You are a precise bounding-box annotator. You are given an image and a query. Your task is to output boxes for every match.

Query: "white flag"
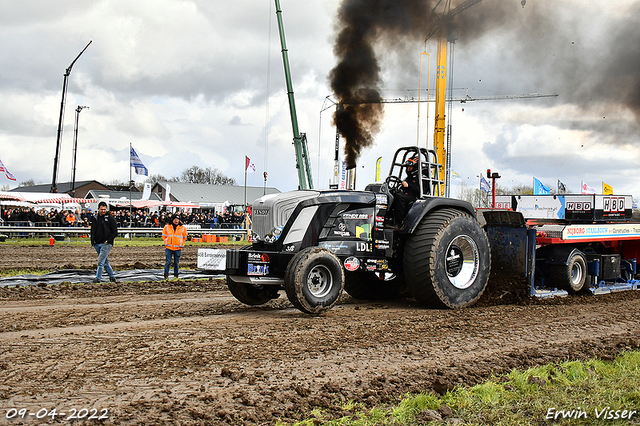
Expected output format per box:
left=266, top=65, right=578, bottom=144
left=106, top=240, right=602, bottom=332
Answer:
left=245, top=156, right=256, bottom=174
left=581, top=181, right=596, bottom=194
left=0, top=157, right=16, bottom=181
left=164, top=184, right=171, bottom=202
left=142, top=182, right=151, bottom=200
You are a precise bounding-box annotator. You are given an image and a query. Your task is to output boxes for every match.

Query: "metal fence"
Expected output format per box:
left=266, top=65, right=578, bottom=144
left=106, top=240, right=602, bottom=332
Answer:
left=0, top=225, right=249, bottom=240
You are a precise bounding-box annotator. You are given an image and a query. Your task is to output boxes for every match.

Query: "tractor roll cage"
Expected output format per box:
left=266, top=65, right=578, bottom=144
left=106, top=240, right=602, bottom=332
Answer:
left=388, top=147, right=444, bottom=198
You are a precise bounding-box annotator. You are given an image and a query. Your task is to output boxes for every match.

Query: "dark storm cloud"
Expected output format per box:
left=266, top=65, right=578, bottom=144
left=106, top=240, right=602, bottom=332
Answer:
left=331, top=0, right=640, bottom=166
left=592, top=5, right=640, bottom=117
left=455, top=1, right=640, bottom=118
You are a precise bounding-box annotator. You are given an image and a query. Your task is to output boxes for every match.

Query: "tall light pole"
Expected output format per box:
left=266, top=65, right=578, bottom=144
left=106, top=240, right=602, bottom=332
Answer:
left=51, top=40, right=92, bottom=193
left=71, top=105, right=88, bottom=197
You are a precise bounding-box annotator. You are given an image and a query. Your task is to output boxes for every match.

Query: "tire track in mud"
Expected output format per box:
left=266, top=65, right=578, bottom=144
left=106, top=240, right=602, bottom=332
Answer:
left=0, top=245, right=203, bottom=271
left=1, top=245, right=640, bottom=424
left=0, top=281, right=639, bottom=425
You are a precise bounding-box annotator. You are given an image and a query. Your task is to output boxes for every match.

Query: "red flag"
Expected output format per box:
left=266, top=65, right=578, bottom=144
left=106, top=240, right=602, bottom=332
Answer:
left=245, top=156, right=256, bottom=174
left=0, top=158, right=16, bottom=181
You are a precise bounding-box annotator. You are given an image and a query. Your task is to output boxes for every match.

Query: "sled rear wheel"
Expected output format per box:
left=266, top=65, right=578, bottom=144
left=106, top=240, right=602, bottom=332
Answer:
left=548, top=250, right=587, bottom=293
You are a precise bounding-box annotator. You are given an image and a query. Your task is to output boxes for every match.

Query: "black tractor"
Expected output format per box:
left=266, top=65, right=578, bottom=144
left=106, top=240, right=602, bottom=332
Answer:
left=198, top=146, right=491, bottom=314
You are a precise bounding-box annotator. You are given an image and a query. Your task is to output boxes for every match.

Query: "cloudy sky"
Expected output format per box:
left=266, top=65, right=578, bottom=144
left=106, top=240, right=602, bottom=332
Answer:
left=1, top=0, right=639, bottom=199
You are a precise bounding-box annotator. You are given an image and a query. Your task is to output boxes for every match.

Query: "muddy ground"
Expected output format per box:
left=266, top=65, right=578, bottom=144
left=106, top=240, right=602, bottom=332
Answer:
left=0, top=245, right=639, bottom=425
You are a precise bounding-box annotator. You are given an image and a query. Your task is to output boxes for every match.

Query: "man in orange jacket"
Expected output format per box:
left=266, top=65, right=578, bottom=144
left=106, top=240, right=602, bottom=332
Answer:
left=162, top=214, right=188, bottom=280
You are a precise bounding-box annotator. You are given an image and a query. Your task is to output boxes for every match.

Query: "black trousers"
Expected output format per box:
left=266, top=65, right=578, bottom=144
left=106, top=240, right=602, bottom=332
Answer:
left=392, top=193, right=416, bottom=224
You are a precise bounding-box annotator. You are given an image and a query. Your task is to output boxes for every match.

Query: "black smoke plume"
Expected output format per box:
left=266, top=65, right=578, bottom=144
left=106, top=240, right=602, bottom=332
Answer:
left=330, top=0, right=435, bottom=168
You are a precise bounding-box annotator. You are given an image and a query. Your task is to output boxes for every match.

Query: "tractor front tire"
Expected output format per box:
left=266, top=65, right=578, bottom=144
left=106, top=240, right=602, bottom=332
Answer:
left=404, top=208, right=490, bottom=309
left=284, top=247, right=344, bottom=314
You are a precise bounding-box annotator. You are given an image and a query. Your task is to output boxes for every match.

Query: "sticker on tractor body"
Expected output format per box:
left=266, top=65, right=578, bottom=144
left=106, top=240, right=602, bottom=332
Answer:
left=344, top=256, right=360, bottom=271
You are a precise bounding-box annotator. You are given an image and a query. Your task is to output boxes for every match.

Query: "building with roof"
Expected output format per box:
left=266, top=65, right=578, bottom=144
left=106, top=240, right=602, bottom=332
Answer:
left=151, top=182, right=280, bottom=208
left=9, top=180, right=110, bottom=198
left=85, top=189, right=163, bottom=202
left=5, top=180, right=282, bottom=213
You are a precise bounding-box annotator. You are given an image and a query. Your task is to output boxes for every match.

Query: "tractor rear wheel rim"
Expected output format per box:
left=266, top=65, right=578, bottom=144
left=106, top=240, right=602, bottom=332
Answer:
left=307, top=264, right=332, bottom=298
left=445, top=235, right=479, bottom=290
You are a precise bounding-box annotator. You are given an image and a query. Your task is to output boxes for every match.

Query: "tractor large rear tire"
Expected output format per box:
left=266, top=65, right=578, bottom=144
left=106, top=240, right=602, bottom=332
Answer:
left=284, top=247, right=344, bottom=314
left=404, top=208, right=490, bottom=309
left=344, top=270, right=406, bottom=300
left=227, top=276, right=280, bottom=306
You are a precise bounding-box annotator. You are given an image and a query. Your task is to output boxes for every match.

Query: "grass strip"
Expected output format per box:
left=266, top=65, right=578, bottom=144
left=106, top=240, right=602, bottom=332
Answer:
left=0, top=268, right=51, bottom=277
left=283, top=350, right=640, bottom=425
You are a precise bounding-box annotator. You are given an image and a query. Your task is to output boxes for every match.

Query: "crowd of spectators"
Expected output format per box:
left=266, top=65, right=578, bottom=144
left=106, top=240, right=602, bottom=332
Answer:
left=0, top=207, right=248, bottom=229
left=0, top=207, right=82, bottom=227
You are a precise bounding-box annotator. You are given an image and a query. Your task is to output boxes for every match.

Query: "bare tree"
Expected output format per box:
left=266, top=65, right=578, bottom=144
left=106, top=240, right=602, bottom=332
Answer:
left=145, top=174, right=179, bottom=187
left=180, top=166, right=236, bottom=185
left=510, top=184, right=534, bottom=195
left=18, top=179, right=35, bottom=187
left=456, top=182, right=490, bottom=208
left=456, top=181, right=538, bottom=208
left=143, top=167, right=235, bottom=187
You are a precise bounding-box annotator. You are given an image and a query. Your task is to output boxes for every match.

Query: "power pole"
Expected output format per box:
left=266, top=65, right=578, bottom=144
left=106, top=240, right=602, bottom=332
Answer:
left=51, top=40, right=92, bottom=193
left=71, top=105, right=88, bottom=197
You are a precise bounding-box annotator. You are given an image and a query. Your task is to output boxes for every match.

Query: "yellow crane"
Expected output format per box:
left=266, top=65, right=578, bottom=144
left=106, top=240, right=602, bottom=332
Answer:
left=426, top=0, right=485, bottom=196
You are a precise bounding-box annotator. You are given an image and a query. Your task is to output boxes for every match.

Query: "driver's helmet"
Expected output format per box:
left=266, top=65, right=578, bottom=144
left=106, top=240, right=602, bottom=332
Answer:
left=402, top=156, right=419, bottom=175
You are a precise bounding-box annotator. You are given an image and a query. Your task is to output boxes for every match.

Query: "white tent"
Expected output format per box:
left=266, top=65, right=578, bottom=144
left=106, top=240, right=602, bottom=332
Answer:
left=0, top=192, right=64, bottom=203
left=0, top=191, right=26, bottom=201
left=0, top=200, right=34, bottom=207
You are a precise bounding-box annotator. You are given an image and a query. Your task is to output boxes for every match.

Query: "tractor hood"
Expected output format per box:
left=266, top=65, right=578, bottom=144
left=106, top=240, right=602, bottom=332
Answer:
left=251, top=190, right=321, bottom=243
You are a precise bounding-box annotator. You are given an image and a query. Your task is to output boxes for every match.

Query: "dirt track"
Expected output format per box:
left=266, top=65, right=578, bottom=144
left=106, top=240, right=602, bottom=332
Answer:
left=0, top=245, right=639, bottom=425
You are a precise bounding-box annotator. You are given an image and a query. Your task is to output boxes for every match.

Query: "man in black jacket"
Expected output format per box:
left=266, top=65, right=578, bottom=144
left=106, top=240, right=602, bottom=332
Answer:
left=90, top=201, right=118, bottom=283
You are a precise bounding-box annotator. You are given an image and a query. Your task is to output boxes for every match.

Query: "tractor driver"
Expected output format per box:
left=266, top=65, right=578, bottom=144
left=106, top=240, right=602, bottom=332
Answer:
left=390, top=156, right=421, bottom=227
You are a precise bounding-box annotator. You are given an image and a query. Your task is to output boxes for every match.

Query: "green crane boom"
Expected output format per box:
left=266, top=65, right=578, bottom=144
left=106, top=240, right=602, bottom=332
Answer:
left=275, top=0, right=314, bottom=190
